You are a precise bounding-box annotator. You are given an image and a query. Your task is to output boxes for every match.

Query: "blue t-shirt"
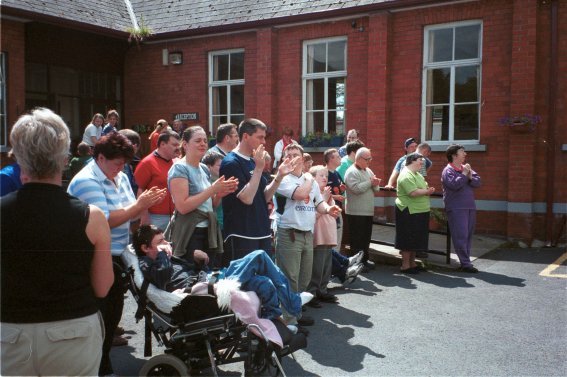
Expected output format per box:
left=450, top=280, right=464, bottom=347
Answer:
left=220, top=151, right=270, bottom=241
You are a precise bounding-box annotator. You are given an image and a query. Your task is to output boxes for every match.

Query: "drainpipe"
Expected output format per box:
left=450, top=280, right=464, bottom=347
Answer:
left=545, top=0, right=558, bottom=246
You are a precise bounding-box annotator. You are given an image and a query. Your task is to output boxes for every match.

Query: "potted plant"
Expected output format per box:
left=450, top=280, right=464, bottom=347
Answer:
left=499, top=114, right=541, bottom=134
left=300, top=132, right=345, bottom=147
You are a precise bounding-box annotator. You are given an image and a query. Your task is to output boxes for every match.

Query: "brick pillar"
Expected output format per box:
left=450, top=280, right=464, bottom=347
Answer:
left=506, top=0, right=538, bottom=240
left=255, top=27, right=278, bottom=152
left=366, top=12, right=391, bottom=182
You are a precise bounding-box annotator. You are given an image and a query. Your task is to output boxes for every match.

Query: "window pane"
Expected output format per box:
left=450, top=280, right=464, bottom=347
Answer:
left=230, top=52, right=244, bottom=80
left=306, top=111, right=324, bottom=134
left=231, top=114, right=244, bottom=126
left=213, top=55, right=229, bottom=81
left=329, top=111, right=346, bottom=135
left=454, top=104, right=479, bottom=140
left=426, top=68, right=450, bottom=104
left=306, top=79, right=325, bottom=110
left=212, top=86, right=227, bottom=115
left=455, top=24, right=480, bottom=60
left=428, top=28, right=453, bottom=63
left=455, top=65, right=479, bottom=103
left=425, top=105, right=449, bottom=141
left=212, top=116, right=227, bottom=134
left=230, top=85, right=244, bottom=114
left=307, top=44, right=326, bottom=73
left=328, top=41, right=346, bottom=72
left=328, top=77, right=345, bottom=110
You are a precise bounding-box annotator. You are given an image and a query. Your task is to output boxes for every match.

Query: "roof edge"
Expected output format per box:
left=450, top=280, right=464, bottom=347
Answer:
left=148, top=0, right=468, bottom=41
left=1, top=5, right=129, bottom=40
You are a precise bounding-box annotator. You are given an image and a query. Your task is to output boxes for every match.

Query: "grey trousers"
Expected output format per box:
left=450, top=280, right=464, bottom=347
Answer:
left=275, top=227, right=313, bottom=324
left=307, top=245, right=333, bottom=296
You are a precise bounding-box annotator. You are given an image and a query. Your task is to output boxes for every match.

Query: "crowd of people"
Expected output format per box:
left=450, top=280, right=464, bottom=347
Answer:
left=0, top=108, right=482, bottom=376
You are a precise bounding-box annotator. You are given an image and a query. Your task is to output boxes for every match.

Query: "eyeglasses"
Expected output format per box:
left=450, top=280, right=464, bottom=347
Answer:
left=362, top=157, right=372, bottom=162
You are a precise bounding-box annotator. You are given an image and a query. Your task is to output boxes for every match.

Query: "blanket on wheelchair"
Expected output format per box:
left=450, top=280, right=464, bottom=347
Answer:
left=121, top=247, right=283, bottom=347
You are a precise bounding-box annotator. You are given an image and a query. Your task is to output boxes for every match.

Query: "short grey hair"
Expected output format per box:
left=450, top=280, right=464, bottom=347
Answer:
left=355, top=147, right=371, bottom=160
left=10, top=107, right=70, bottom=179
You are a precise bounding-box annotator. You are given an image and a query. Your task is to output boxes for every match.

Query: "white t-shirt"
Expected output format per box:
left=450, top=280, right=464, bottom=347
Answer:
left=275, top=173, right=324, bottom=232
left=82, top=123, right=102, bottom=146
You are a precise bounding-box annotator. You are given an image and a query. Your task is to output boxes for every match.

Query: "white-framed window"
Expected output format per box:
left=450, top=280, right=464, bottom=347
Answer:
left=208, top=49, right=245, bottom=135
left=0, top=52, right=7, bottom=152
left=422, top=21, right=482, bottom=143
left=302, top=37, right=347, bottom=136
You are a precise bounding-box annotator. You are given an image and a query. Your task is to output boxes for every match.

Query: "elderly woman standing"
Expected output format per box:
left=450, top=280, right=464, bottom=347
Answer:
left=395, top=152, right=435, bottom=274
left=167, top=126, right=238, bottom=269
left=441, top=144, right=481, bottom=273
left=1, top=108, right=114, bottom=375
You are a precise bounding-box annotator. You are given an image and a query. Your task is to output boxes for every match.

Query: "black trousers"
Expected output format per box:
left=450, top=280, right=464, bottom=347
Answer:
left=98, top=256, right=126, bottom=376
left=346, top=215, right=373, bottom=263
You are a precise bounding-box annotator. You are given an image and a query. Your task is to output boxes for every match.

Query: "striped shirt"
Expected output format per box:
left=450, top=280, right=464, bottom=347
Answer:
left=67, top=160, right=136, bottom=255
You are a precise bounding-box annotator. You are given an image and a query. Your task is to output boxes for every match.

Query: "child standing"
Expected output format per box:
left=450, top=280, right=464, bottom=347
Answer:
left=307, top=165, right=339, bottom=306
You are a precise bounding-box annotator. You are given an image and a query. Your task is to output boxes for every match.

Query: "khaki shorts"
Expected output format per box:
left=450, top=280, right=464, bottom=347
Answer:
left=1, top=312, right=104, bottom=376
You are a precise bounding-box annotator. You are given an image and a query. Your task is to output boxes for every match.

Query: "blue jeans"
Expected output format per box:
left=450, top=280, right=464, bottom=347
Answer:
left=224, top=250, right=301, bottom=320
left=331, top=250, right=349, bottom=282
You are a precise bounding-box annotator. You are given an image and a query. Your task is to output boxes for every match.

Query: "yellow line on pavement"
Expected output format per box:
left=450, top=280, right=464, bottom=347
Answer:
left=539, top=251, right=567, bottom=278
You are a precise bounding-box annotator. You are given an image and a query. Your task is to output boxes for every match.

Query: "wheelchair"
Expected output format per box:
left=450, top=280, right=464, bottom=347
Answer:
left=120, top=247, right=307, bottom=376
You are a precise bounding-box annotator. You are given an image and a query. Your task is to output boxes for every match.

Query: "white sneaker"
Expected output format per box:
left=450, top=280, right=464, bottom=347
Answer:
left=348, top=251, right=364, bottom=267
left=300, top=292, right=314, bottom=306
left=287, top=324, right=298, bottom=334
left=344, top=263, right=364, bottom=284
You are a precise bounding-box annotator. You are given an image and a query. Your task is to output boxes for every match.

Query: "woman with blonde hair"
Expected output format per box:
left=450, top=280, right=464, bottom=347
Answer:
left=1, top=108, right=113, bottom=375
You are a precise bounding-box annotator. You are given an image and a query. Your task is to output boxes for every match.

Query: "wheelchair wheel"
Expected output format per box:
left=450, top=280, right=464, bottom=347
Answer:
left=244, top=339, right=281, bottom=377
left=139, top=354, right=189, bottom=376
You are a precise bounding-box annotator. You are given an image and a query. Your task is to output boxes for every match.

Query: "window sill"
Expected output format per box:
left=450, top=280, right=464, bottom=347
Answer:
left=562, top=144, right=567, bottom=152
left=429, top=144, right=487, bottom=152
left=302, top=147, right=336, bottom=153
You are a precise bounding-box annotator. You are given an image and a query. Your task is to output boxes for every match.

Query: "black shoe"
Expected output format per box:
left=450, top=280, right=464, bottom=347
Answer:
left=458, top=266, right=479, bottom=273
left=307, top=297, right=322, bottom=308
left=317, top=292, right=338, bottom=303
left=298, top=315, right=314, bottom=326
left=400, top=267, right=419, bottom=275
left=297, top=326, right=310, bottom=336
left=361, top=261, right=375, bottom=273
left=414, top=265, right=427, bottom=272
left=416, top=251, right=429, bottom=258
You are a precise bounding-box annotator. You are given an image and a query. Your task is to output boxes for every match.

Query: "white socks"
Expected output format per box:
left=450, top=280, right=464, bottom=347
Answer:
left=300, top=292, right=314, bottom=306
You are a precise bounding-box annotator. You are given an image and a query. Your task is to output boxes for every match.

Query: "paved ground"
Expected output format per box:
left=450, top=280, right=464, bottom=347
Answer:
left=111, top=238, right=567, bottom=376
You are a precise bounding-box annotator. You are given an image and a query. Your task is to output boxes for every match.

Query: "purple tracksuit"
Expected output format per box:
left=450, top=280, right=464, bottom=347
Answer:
left=441, top=164, right=481, bottom=267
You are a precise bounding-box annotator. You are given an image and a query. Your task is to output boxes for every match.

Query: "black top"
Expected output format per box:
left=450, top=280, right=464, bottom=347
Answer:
left=1, top=183, right=98, bottom=323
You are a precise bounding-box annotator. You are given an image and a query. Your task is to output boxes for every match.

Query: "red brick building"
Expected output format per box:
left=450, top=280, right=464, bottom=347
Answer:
left=1, top=0, right=565, bottom=244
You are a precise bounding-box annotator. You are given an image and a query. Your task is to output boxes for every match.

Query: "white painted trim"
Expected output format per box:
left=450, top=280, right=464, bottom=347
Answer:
left=123, top=0, right=139, bottom=30
left=208, top=50, right=245, bottom=133
left=421, top=20, right=483, bottom=144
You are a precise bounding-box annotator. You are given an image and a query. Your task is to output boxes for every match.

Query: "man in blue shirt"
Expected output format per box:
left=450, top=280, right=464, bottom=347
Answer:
left=220, top=118, right=298, bottom=266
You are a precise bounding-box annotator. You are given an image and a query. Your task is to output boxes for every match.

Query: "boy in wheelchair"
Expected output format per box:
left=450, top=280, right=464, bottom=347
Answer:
left=133, top=225, right=313, bottom=327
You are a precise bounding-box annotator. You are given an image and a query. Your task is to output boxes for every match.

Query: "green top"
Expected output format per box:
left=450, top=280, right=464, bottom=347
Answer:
left=336, top=156, right=353, bottom=180
left=395, top=169, right=430, bottom=214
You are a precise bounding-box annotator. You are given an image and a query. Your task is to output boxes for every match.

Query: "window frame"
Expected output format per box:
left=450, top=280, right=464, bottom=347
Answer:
left=302, top=36, right=347, bottom=136
left=0, top=52, right=7, bottom=152
left=208, top=49, right=245, bottom=135
left=421, top=20, right=483, bottom=145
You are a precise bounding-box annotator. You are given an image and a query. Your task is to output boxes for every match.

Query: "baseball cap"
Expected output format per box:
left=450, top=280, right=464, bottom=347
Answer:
left=404, top=137, right=417, bottom=149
